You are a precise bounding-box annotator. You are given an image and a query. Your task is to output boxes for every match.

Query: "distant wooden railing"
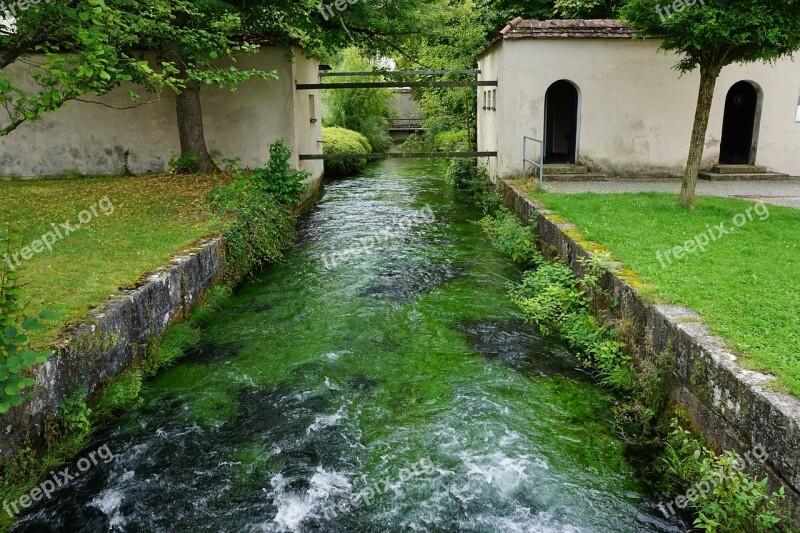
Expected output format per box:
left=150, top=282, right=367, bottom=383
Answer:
left=388, top=118, right=423, bottom=131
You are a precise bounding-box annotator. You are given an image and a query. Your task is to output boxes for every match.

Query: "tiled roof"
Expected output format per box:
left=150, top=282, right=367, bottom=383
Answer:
left=500, top=18, right=639, bottom=39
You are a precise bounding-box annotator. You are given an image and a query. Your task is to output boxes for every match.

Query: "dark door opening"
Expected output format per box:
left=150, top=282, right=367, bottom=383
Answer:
left=544, top=80, right=579, bottom=164
left=720, top=81, right=759, bottom=165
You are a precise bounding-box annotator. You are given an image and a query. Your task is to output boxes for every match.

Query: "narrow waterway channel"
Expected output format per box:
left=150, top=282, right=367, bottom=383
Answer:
left=17, top=159, right=680, bottom=532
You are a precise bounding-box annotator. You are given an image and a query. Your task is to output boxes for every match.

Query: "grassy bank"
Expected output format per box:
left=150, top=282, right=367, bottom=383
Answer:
left=0, top=173, right=229, bottom=344
left=531, top=191, right=800, bottom=397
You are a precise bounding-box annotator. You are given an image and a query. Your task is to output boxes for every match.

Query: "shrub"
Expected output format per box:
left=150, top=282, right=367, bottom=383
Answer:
left=168, top=152, right=201, bottom=174
left=323, top=127, right=373, bottom=177
left=210, top=179, right=296, bottom=283
left=252, top=140, right=310, bottom=204
left=659, top=421, right=785, bottom=532
left=477, top=208, right=543, bottom=267
left=209, top=140, right=304, bottom=282
left=447, top=159, right=500, bottom=214
left=433, top=129, right=467, bottom=151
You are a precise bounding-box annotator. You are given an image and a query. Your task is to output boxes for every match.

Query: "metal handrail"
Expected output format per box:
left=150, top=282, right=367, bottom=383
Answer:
left=523, top=136, right=545, bottom=188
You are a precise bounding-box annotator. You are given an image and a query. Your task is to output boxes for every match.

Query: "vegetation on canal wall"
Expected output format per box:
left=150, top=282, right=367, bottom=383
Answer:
left=210, top=140, right=307, bottom=283
left=471, top=180, right=791, bottom=531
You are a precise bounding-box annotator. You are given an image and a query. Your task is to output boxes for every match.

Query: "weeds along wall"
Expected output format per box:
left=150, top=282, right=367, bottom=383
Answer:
left=475, top=192, right=789, bottom=530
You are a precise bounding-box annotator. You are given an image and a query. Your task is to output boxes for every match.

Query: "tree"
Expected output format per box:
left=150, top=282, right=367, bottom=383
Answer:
left=622, top=0, right=800, bottom=208
left=1, top=0, right=277, bottom=173
left=481, top=0, right=555, bottom=39
left=408, top=0, right=488, bottom=147
left=149, top=1, right=277, bottom=172
left=552, top=0, right=625, bottom=18
left=0, top=0, right=181, bottom=137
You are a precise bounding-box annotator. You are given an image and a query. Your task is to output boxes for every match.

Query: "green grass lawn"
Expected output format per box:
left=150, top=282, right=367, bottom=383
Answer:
left=1, top=173, right=229, bottom=345
left=533, top=191, right=800, bottom=397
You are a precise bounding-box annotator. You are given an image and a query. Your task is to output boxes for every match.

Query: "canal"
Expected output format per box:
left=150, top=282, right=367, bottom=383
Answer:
left=17, top=159, right=679, bottom=531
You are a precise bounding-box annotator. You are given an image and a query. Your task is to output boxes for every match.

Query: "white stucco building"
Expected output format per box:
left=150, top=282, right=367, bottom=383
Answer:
left=477, top=19, right=800, bottom=180
left=0, top=44, right=323, bottom=178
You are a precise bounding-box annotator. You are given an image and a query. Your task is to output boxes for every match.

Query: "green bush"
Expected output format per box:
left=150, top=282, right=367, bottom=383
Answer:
left=507, top=256, right=636, bottom=391
left=477, top=208, right=543, bottom=267
left=402, top=129, right=468, bottom=153
left=447, top=159, right=500, bottom=214
left=659, top=421, right=785, bottom=532
left=210, top=140, right=302, bottom=282
left=323, top=127, right=373, bottom=177
left=168, top=152, right=201, bottom=174
left=253, top=140, right=310, bottom=205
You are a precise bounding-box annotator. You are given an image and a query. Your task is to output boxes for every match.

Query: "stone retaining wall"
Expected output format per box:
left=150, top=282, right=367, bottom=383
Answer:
left=0, top=175, right=325, bottom=458
left=496, top=177, right=800, bottom=502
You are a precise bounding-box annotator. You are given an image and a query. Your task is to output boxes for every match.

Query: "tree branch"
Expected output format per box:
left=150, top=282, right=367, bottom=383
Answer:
left=73, top=97, right=160, bottom=110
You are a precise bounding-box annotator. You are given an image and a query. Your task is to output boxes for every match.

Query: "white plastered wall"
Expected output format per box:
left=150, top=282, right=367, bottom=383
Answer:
left=479, top=38, right=800, bottom=178
left=0, top=46, right=323, bottom=178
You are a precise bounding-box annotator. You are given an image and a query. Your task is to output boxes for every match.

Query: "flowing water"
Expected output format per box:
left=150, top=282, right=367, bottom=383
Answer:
left=16, top=159, right=681, bottom=532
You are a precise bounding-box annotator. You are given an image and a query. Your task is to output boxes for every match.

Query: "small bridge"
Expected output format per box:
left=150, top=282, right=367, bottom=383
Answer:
left=388, top=118, right=424, bottom=134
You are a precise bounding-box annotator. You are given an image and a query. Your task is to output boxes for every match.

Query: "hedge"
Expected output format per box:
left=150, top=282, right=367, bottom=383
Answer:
left=323, top=127, right=373, bottom=177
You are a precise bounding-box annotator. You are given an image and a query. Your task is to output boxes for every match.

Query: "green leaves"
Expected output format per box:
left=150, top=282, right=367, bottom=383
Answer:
left=0, top=235, right=55, bottom=414
left=622, top=0, right=800, bottom=73
left=477, top=209, right=543, bottom=267
left=322, top=48, right=395, bottom=154
left=1, top=0, right=232, bottom=137
left=208, top=140, right=303, bottom=283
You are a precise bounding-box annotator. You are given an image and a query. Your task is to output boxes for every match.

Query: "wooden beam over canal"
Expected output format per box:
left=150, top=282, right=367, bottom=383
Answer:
left=297, top=81, right=497, bottom=90
left=299, top=151, right=497, bottom=160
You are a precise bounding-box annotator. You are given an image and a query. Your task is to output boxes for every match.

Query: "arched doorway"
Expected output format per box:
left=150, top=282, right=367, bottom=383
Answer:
left=544, top=80, right=579, bottom=164
left=720, top=81, right=761, bottom=165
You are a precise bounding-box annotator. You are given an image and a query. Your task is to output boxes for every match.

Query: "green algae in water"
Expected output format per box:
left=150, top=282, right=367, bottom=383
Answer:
left=14, top=159, right=681, bottom=532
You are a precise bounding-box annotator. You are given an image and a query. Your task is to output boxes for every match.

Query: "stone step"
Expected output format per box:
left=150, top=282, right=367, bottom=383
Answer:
left=699, top=171, right=793, bottom=181
left=544, top=173, right=610, bottom=182
left=543, top=164, right=590, bottom=175
left=712, top=164, right=768, bottom=174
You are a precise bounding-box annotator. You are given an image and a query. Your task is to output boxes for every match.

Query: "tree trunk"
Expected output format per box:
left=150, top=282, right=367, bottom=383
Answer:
left=165, top=41, right=216, bottom=173
left=679, top=64, right=722, bottom=208
left=175, top=80, right=216, bottom=172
